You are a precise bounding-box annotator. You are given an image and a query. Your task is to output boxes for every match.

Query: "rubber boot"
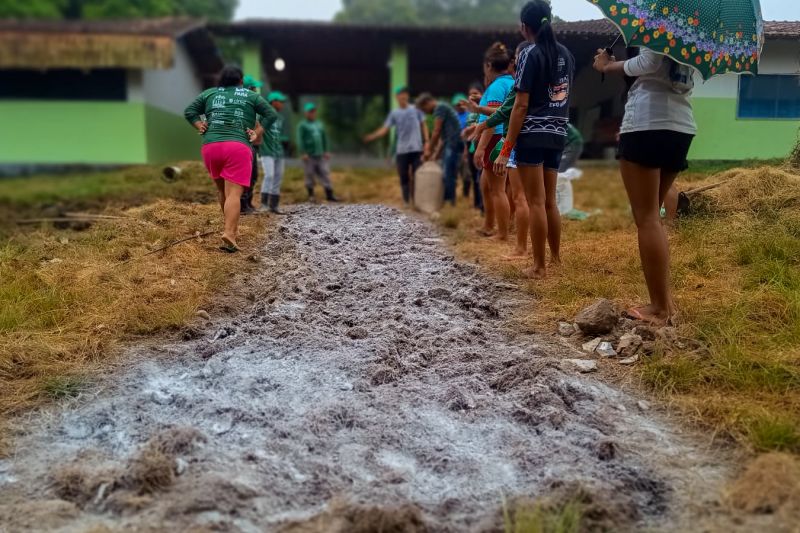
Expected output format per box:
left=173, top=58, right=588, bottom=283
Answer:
left=259, top=193, right=270, bottom=213
left=269, top=194, right=285, bottom=215
left=307, top=187, right=317, bottom=203
left=325, top=188, right=341, bottom=203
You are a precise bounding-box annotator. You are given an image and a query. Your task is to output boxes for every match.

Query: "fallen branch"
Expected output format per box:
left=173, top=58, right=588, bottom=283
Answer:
left=121, top=230, right=216, bottom=265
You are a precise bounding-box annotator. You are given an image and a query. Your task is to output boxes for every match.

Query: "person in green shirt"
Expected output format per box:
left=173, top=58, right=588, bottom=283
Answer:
left=258, top=91, right=288, bottom=214
left=297, top=103, right=339, bottom=203
left=184, top=64, right=279, bottom=252
left=240, top=74, right=265, bottom=215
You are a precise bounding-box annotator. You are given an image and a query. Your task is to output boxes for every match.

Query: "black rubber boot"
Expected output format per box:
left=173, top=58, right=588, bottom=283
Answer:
left=307, top=187, right=316, bottom=203
left=325, top=188, right=341, bottom=203
left=240, top=201, right=256, bottom=215
left=259, top=193, right=270, bottom=212
left=269, top=194, right=285, bottom=215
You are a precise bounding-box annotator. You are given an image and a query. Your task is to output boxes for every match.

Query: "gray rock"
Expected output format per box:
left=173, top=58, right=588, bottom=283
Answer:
left=195, top=310, right=211, bottom=321
left=558, top=322, right=577, bottom=337
left=637, top=400, right=651, bottom=412
left=617, top=333, right=643, bottom=357
left=619, top=354, right=640, bottom=365
left=581, top=337, right=603, bottom=353
left=596, top=342, right=617, bottom=358
left=575, top=299, right=619, bottom=335
left=566, top=359, right=598, bottom=373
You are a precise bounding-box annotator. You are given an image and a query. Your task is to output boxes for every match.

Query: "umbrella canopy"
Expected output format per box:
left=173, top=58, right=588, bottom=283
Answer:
left=587, top=0, right=765, bottom=80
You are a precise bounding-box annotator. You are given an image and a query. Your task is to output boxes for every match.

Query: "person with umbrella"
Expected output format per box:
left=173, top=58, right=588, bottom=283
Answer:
left=588, top=0, right=764, bottom=325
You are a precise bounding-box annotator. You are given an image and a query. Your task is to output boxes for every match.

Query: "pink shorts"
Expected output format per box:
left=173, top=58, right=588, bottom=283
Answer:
left=201, top=141, right=253, bottom=187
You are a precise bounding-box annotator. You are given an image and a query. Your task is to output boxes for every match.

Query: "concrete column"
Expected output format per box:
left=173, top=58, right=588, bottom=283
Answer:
left=242, top=41, right=264, bottom=94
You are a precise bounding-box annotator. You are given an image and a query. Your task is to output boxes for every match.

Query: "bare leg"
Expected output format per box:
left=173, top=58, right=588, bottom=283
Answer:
left=504, top=168, right=529, bottom=259
left=214, top=179, right=226, bottom=213
left=480, top=171, right=495, bottom=236
left=222, top=180, right=245, bottom=247
left=507, top=179, right=516, bottom=224
left=543, top=168, right=561, bottom=266
left=620, top=160, right=677, bottom=324
left=487, top=167, right=510, bottom=241
left=519, top=164, right=547, bottom=279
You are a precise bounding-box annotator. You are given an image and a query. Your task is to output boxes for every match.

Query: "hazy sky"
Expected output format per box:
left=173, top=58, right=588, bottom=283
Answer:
left=236, top=0, right=800, bottom=22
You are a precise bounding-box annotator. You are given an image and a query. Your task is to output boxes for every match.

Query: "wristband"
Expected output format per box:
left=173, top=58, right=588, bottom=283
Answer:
left=500, top=143, right=514, bottom=158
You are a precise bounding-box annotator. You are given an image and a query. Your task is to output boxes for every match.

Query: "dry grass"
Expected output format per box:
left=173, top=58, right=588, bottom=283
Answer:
left=0, top=164, right=270, bottom=455
left=329, top=161, right=800, bottom=454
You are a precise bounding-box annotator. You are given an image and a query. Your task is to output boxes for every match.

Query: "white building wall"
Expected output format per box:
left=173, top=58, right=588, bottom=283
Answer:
left=142, top=41, right=203, bottom=115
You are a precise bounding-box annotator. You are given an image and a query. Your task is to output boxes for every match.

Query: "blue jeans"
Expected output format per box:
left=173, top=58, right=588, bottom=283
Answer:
left=443, top=141, right=464, bottom=205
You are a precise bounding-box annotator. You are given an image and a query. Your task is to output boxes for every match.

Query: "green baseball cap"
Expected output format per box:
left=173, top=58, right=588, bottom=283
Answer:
left=451, top=93, right=468, bottom=106
left=267, top=90, right=287, bottom=103
left=304, top=102, right=317, bottom=113
left=394, top=85, right=410, bottom=95
left=243, top=75, right=263, bottom=89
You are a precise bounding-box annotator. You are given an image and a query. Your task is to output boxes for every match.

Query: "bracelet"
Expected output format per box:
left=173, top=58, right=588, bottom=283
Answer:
left=500, top=143, right=514, bottom=158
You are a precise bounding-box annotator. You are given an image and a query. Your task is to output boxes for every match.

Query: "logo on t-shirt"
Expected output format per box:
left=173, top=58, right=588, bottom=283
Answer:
left=212, top=95, right=226, bottom=109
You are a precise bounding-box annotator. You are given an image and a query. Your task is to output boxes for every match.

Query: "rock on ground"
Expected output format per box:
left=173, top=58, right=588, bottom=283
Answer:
left=575, top=299, right=619, bottom=336
left=0, top=205, right=731, bottom=532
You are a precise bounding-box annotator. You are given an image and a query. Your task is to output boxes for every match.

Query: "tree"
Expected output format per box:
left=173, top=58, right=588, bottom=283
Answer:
left=0, top=0, right=238, bottom=21
left=335, top=0, right=533, bottom=27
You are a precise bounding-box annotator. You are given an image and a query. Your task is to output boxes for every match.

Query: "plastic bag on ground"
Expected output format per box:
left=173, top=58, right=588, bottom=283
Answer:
left=414, top=161, right=444, bottom=215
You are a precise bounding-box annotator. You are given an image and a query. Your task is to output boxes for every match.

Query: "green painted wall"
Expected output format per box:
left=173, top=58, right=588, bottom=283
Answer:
left=690, top=97, right=800, bottom=160
left=0, top=101, right=147, bottom=164
left=242, top=42, right=263, bottom=92
left=389, top=43, right=409, bottom=111
left=145, top=105, right=201, bottom=164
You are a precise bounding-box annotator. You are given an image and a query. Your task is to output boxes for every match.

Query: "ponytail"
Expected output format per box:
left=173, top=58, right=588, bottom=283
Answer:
left=520, top=0, right=560, bottom=82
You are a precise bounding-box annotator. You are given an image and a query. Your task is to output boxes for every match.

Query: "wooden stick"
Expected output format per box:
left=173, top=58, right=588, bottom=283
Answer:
left=684, top=181, right=728, bottom=197
left=64, top=212, right=131, bottom=220
left=120, top=230, right=216, bottom=265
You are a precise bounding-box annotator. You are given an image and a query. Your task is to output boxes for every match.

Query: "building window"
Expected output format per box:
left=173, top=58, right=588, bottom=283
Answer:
left=738, top=74, right=800, bottom=120
left=0, top=69, right=127, bottom=101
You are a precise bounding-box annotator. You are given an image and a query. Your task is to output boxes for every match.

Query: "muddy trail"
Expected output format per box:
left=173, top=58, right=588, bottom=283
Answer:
left=1, top=205, right=731, bottom=532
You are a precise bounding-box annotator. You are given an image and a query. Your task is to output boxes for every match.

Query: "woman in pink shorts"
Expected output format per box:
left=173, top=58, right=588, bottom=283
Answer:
left=184, top=65, right=279, bottom=252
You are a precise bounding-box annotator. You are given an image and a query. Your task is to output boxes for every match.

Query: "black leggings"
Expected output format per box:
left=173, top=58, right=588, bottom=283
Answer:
left=396, top=152, right=422, bottom=204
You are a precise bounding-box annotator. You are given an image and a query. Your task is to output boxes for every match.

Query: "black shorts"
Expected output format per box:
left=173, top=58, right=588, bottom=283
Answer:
left=618, top=130, right=694, bottom=173
left=515, top=147, right=563, bottom=171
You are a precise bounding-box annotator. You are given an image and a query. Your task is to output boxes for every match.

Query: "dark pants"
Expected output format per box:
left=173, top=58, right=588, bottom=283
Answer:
left=442, top=141, right=464, bottom=206
left=241, top=146, right=259, bottom=208
left=467, top=151, right=483, bottom=212
left=396, top=151, right=422, bottom=204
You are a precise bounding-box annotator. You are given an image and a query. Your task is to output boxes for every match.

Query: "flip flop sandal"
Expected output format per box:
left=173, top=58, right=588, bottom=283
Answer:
left=626, top=308, right=667, bottom=327
left=219, top=236, right=240, bottom=254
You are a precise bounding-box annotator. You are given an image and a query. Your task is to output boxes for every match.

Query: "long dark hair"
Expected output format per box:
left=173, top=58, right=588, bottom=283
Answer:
left=218, top=64, right=243, bottom=88
left=520, top=0, right=560, bottom=82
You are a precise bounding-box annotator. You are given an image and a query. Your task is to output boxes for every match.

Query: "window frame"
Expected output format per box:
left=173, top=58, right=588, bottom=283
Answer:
left=736, top=73, right=800, bottom=121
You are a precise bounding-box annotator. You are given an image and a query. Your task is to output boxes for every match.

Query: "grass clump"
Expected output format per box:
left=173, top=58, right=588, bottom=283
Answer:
left=503, top=499, right=582, bottom=533
left=0, top=164, right=270, bottom=421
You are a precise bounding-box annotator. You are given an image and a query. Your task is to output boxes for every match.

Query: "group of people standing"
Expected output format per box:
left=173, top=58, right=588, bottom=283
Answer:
left=186, top=0, right=696, bottom=327
left=184, top=69, right=340, bottom=252
left=365, top=0, right=696, bottom=326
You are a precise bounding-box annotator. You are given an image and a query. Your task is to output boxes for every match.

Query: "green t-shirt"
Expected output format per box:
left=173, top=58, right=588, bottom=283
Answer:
left=260, top=114, right=284, bottom=158
left=184, top=86, right=278, bottom=146
left=297, top=120, right=328, bottom=157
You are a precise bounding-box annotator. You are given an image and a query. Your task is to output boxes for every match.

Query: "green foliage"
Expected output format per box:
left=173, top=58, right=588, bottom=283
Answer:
left=0, top=0, right=238, bottom=21
left=503, top=498, right=583, bottom=533
left=336, top=0, right=532, bottom=26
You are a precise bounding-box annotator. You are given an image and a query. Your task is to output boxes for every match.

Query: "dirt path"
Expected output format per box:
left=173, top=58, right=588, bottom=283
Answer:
left=1, top=205, right=732, bottom=532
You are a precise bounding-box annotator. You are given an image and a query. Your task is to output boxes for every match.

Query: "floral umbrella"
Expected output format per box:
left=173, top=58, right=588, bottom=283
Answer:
left=587, top=0, right=765, bottom=80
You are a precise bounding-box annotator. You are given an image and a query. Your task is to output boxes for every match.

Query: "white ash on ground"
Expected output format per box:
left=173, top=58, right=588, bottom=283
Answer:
left=1, top=205, right=733, bottom=532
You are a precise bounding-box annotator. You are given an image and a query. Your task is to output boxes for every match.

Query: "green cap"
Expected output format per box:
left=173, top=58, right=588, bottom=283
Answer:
left=394, top=85, right=410, bottom=95
left=267, top=90, right=287, bottom=103
left=451, top=93, right=468, bottom=106
left=304, top=102, right=317, bottom=113
left=243, top=75, right=263, bottom=89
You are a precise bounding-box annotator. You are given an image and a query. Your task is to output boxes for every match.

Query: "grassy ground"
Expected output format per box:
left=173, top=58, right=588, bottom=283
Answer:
left=2, top=158, right=798, bottom=461
left=321, top=159, right=800, bottom=455
left=0, top=163, right=271, bottom=454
